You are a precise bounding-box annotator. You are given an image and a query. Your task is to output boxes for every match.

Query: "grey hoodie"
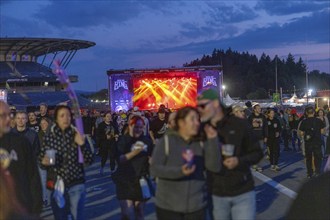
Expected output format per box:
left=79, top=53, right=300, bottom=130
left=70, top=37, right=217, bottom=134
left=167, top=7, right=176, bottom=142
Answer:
left=150, top=132, right=221, bottom=213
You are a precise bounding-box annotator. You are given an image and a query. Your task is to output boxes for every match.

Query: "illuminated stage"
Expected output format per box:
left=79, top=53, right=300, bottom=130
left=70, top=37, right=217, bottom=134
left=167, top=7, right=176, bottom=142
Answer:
left=107, top=66, right=222, bottom=111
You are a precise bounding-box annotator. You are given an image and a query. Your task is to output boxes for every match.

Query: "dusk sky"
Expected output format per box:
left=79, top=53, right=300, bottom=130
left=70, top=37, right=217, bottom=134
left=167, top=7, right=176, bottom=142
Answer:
left=1, top=0, right=329, bottom=91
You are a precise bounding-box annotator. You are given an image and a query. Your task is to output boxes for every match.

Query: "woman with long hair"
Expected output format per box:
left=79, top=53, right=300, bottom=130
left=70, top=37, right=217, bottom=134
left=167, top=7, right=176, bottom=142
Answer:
left=38, top=117, right=52, bottom=206
left=39, top=105, right=93, bottom=220
left=316, top=109, right=329, bottom=158
left=150, top=106, right=221, bottom=220
left=113, top=115, right=153, bottom=220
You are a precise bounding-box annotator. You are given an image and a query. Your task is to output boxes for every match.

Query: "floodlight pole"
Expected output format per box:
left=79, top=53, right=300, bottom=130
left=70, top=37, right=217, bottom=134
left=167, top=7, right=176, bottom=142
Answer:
left=306, top=64, right=309, bottom=105
left=275, top=57, right=278, bottom=94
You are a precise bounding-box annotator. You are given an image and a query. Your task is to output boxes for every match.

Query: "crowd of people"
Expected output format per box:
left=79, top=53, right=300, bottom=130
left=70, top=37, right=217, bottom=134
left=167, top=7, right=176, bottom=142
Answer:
left=0, top=89, right=329, bottom=220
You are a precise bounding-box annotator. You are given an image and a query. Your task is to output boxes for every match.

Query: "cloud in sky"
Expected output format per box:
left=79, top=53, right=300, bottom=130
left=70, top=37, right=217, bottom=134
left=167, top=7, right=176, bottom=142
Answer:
left=0, top=0, right=329, bottom=91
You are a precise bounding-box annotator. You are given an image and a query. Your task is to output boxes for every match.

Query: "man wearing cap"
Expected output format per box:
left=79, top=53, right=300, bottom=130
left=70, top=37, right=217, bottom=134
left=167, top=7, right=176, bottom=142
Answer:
left=248, top=104, right=268, bottom=172
left=197, top=89, right=263, bottom=220
left=149, top=108, right=168, bottom=145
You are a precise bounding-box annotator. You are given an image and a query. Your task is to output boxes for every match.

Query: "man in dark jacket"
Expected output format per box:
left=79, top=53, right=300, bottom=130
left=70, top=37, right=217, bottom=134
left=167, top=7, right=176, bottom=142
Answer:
left=0, top=101, right=42, bottom=216
left=12, top=111, right=40, bottom=156
left=197, top=89, right=263, bottom=220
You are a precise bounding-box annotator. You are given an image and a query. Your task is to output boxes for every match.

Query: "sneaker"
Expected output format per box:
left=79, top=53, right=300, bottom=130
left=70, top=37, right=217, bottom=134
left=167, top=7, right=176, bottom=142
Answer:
left=307, top=174, right=312, bottom=179
left=274, top=166, right=280, bottom=172
left=313, top=173, right=320, bottom=178
left=270, top=165, right=275, bottom=171
left=43, top=199, right=48, bottom=207
left=266, top=155, right=270, bottom=160
left=256, top=167, right=263, bottom=172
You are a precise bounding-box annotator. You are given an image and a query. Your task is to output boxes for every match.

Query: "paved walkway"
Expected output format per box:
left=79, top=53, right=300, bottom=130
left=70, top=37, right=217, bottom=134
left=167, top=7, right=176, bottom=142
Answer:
left=41, top=148, right=327, bottom=220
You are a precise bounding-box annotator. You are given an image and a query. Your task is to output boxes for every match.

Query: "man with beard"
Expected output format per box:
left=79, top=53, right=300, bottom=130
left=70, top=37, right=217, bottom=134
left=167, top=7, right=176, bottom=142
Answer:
left=197, top=89, right=263, bottom=220
left=27, top=111, right=40, bottom=133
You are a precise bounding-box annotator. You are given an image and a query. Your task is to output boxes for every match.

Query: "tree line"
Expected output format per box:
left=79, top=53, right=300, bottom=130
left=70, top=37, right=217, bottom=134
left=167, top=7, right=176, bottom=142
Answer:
left=184, top=48, right=330, bottom=99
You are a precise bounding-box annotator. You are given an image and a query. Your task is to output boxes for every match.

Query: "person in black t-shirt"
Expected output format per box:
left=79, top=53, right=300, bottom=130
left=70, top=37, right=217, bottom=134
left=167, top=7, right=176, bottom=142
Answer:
left=27, top=111, right=40, bottom=133
left=248, top=104, right=268, bottom=172
left=82, top=110, right=95, bottom=136
left=266, top=109, right=282, bottom=172
left=149, top=108, right=167, bottom=145
left=96, top=111, right=118, bottom=175
left=299, top=106, right=325, bottom=178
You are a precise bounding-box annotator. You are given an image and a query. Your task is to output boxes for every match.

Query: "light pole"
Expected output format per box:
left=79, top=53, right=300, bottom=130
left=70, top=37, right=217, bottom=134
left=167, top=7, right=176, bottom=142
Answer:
left=222, top=85, right=226, bottom=97
left=275, top=56, right=278, bottom=94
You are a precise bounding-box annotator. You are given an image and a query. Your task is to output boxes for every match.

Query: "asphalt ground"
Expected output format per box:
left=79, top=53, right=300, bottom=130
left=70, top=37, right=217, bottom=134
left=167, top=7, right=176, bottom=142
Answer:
left=41, top=146, right=328, bottom=220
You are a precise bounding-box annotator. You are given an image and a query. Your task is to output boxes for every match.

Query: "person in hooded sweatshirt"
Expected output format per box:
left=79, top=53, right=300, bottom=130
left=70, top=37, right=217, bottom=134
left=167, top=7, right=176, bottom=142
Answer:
left=150, top=106, right=221, bottom=220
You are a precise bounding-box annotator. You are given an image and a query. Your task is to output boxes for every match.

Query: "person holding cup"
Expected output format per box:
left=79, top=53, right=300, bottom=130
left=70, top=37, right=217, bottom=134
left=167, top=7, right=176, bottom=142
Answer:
left=197, top=89, right=263, bottom=220
left=112, top=115, right=153, bottom=220
left=39, top=105, right=93, bottom=220
left=150, top=106, right=221, bottom=220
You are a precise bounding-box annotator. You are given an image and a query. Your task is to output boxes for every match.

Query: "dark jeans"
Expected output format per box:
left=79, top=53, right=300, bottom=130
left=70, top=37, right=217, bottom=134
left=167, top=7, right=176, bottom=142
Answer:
left=305, top=143, right=322, bottom=176
left=268, top=139, right=280, bottom=165
left=281, top=129, right=289, bottom=149
left=51, top=184, right=86, bottom=220
left=291, top=130, right=301, bottom=150
left=100, top=144, right=116, bottom=171
left=156, top=206, right=206, bottom=220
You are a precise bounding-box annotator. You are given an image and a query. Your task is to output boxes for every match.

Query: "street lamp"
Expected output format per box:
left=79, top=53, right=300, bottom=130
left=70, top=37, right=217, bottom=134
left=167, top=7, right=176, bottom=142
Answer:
left=308, top=89, right=313, bottom=97
left=222, top=85, right=226, bottom=97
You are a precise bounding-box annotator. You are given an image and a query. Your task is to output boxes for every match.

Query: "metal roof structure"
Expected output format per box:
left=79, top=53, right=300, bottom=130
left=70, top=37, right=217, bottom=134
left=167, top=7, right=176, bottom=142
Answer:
left=107, top=65, right=222, bottom=75
left=0, top=37, right=95, bottom=57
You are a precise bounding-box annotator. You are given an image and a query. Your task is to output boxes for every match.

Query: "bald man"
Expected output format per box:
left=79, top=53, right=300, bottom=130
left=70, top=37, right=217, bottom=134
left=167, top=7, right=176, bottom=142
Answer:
left=0, top=101, right=42, bottom=216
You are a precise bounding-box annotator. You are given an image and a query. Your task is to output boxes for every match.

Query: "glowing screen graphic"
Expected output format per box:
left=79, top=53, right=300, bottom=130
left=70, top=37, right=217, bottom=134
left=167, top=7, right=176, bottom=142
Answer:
left=133, top=77, right=197, bottom=110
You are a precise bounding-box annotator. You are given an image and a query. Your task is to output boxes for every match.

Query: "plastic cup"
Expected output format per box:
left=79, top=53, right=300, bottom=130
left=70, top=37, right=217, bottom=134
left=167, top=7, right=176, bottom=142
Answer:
left=222, top=144, right=235, bottom=157
left=46, top=149, right=56, bottom=165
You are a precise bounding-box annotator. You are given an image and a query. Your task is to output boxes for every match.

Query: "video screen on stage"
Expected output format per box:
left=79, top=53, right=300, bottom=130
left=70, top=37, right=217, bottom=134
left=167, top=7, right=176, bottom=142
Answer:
left=133, top=76, right=197, bottom=110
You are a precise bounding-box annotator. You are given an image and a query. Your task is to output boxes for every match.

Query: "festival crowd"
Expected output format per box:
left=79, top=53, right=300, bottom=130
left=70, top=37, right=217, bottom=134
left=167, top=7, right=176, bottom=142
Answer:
left=0, top=89, right=329, bottom=220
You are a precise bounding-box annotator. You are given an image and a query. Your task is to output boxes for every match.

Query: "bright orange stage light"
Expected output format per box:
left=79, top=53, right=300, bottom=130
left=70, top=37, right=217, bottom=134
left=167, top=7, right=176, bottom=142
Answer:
left=133, top=77, right=197, bottom=110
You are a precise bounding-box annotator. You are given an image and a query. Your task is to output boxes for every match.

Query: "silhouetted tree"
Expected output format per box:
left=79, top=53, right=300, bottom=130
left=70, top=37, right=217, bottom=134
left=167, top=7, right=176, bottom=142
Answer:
left=185, top=49, right=330, bottom=99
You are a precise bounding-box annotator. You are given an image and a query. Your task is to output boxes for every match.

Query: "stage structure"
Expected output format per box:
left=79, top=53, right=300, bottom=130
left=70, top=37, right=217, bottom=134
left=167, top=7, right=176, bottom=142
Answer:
left=107, top=66, right=222, bottom=112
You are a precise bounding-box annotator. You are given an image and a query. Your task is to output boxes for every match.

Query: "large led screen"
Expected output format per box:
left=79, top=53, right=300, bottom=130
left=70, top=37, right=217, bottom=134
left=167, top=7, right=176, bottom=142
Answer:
left=133, top=76, right=197, bottom=110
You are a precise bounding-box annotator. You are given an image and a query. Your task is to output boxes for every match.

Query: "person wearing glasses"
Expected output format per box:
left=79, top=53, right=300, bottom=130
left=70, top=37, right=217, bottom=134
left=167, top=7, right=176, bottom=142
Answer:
left=197, top=89, right=263, bottom=220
